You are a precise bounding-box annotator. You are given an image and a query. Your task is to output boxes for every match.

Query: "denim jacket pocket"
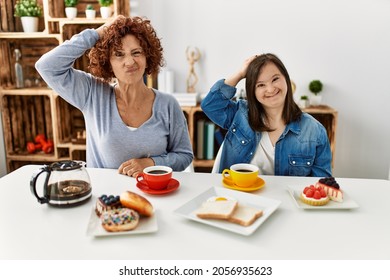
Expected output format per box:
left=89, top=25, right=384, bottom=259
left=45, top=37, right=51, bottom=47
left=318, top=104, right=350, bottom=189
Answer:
left=288, top=155, right=314, bottom=176
left=227, top=124, right=252, bottom=153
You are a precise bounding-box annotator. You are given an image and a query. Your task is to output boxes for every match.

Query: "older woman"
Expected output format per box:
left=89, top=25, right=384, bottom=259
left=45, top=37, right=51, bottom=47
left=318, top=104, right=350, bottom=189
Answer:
left=36, top=15, right=193, bottom=177
left=201, top=53, right=331, bottom=177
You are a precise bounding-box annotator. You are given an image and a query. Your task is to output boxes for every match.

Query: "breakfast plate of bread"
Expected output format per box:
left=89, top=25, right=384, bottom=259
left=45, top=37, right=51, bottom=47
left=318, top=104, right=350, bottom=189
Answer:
left=173, top=187, right=281, bottom=236
left=86, top=191, right=158, bottom=237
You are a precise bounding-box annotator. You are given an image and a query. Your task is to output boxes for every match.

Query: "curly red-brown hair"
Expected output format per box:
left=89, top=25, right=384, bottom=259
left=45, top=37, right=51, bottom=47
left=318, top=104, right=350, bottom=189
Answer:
left=88, top=16, right=164, bottom=82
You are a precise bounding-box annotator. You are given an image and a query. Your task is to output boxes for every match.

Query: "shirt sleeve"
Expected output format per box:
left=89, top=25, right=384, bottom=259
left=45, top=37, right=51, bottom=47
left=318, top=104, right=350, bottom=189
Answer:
left=35, top=29, right=101, bottom=110
left=201, top=79, right=242, bottom=130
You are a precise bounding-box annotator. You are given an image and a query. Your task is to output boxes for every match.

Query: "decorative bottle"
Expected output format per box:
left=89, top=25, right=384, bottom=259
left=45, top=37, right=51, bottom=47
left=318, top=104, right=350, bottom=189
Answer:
left=14, top=49, right=24, bottom=88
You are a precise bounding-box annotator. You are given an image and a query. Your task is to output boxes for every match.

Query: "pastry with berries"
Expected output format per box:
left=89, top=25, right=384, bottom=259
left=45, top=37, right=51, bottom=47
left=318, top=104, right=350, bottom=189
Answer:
left=300, top=184, right=330, bottom=206
left=95, top=194, right=122, bottom=217
left=316, top=177, right=343, bottom=202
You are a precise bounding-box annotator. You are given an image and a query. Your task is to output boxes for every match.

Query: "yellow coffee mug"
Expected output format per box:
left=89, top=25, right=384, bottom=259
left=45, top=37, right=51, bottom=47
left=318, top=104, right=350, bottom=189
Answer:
left=222, top=163, right=259, bottom=188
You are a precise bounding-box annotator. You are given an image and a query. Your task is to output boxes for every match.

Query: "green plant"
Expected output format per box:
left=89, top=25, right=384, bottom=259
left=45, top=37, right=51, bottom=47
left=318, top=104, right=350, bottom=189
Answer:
left=99, top=0, right=113, bottom=7
left=300, top=95, right=308, bottom=100
left=14, top=0, right=43, bottom=17
left=309, top=80, right=323, bottom=95
left=86, top=4, right=94, bottom=10
left=64, top=0, right=79, bottom=7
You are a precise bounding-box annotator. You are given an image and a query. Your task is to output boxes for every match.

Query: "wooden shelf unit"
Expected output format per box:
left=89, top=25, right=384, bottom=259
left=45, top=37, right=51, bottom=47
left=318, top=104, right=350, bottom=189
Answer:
left=0, top=0, right=129, bottom=172
left=302, top=105, right=338, bottom=167
left=182, top=106, right=222, bottom=172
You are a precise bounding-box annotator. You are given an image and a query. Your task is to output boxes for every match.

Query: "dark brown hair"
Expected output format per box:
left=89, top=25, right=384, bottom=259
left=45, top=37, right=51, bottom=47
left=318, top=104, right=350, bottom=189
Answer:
left=88, top=16, right=164, bottom=82
left=245, top=53, right=301, bottom=131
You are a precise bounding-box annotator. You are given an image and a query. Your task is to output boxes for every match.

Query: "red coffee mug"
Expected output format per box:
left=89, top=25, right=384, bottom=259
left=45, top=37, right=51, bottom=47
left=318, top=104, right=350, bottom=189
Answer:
left=136, top=166, right=173, bottom=190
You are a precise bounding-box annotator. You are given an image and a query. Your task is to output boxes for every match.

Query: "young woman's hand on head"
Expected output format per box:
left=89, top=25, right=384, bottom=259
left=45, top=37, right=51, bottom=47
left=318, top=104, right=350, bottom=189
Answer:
left=225, top=55, right=258, bottom=87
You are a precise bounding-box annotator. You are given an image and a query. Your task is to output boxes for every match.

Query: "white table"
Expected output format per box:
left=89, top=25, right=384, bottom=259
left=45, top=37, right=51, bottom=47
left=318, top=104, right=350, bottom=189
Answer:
left=1, top=165, right=389, bottom=260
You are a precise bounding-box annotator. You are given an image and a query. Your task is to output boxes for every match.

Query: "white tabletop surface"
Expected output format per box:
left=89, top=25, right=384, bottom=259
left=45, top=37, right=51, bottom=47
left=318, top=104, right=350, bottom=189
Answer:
left=1, top=165, right=389, bottom=260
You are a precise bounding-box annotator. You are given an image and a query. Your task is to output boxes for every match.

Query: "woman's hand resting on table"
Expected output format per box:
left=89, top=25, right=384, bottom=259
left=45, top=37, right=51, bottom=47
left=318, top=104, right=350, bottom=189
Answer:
left=118, top=158, right=155, bottom=177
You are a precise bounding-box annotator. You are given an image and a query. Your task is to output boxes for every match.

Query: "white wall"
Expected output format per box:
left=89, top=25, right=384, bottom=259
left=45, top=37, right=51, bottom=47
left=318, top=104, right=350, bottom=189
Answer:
left=137, top=0, right=390, bottom=179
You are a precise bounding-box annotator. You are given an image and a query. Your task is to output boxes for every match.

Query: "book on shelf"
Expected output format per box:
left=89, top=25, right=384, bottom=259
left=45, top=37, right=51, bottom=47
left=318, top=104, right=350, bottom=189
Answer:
left=154, top=70, right=197, bottom=106
left=177, top=101, right=197, bottom=107
left=196, top=120, right=225, bottom=161
left=154, top=69, right=197, bottom=106
left=196, top=119, right=205, bottom=159
left=204, top=121, right=215, bottom=160
left=172, top=93, right=198, bottom=107
left=157, top=68, right=175, bottom=93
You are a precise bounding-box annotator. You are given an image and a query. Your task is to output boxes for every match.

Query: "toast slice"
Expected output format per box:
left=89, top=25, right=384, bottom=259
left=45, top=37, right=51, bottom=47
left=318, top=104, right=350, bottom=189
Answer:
left=228, top=204, right=263, bottom=226
left=196, top=200, right=238, bottom=220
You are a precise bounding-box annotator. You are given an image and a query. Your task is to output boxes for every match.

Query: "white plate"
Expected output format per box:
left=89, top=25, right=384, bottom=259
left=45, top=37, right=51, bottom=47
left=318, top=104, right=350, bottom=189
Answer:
left=173, top=187, right=281, bottom=236
left=86, top=207, right=158, bottom=237
left=286, top=185, right=359, bottom=210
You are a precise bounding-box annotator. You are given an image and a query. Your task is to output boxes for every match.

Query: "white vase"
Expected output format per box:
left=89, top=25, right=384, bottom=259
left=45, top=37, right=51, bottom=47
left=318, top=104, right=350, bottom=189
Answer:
left=21, top=17, right=39, bottom=32
left=310, top=95, right=322, bottom=106
left=298, top=99, right=309, bottom=108
left=100, top=6, right=112, bottom=19
left=65, top=7, right=78, bottom=20
left=85, top=9, right=96, bottom=19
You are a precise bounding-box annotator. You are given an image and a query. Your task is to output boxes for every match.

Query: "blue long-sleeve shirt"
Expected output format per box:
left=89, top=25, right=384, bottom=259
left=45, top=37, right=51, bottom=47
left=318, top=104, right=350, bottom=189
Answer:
left=36, top=29, right=193, bottom=170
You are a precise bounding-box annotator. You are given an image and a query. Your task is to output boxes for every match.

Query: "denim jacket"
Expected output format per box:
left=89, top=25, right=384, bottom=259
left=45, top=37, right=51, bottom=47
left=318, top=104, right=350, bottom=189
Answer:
left=201, top=79, right=332, bottom=177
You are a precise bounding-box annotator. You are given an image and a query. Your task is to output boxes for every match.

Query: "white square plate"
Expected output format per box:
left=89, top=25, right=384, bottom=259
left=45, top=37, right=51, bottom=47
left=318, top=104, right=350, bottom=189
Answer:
left=287, top=185, right=359, bottom=210
left=173, top=187, right=281, bottom=236
left=86, top=207, right=158, bottom=237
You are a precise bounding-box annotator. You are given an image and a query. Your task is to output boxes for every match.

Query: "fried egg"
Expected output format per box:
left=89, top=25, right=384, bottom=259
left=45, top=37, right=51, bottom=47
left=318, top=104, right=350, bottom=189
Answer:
left=207, top=196, right=237, bottom=202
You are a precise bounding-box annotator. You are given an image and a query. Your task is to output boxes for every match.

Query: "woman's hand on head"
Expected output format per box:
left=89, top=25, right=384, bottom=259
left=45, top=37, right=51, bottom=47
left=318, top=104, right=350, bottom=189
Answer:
left=118, top=158, right=155, bottom=178
left=240, top=55, right=258, bottom=77
left=96, top=15, right=127, bottom=38
left=225, top=55, right=258, bottom=87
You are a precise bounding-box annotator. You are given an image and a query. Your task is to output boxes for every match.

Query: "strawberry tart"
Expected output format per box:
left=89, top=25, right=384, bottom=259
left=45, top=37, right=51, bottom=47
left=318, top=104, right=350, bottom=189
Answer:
left=300, top=184, right=330, bottom=206
left=316, top=177, right=343, bottom=202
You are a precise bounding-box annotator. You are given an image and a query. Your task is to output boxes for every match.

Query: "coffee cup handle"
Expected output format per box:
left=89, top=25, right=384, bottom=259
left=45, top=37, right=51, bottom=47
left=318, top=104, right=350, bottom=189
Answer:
left=136, top=173, right=147, bottom=184
left=222, top=169, right=234, bottom=183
